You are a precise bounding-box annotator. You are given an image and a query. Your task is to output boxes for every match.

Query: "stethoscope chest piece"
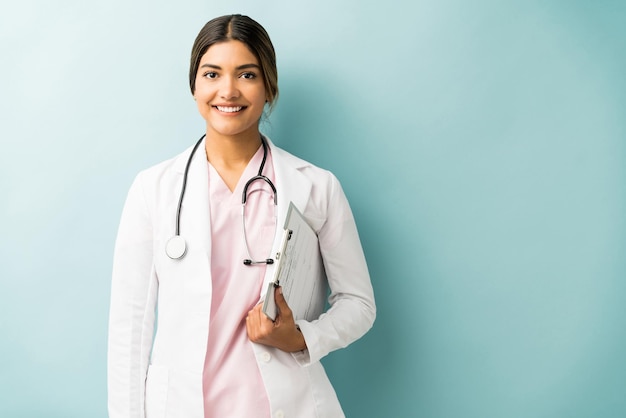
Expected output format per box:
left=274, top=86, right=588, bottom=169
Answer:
left=166, top=235, right=187, bottom=259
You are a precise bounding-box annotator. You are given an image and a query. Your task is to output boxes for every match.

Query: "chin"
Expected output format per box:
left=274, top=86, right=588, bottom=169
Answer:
left=206, top=121, right=258, bottom=136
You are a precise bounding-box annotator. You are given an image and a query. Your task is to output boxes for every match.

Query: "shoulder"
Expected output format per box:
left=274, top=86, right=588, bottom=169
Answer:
left=268, top=139, right=347, bottom=224
left=269, top=140, right=338, bottom=186
left=131, top=140, right=200, bottom=191
left=124, top=142, right=198, bottom=206
left=138, top=144, right=194, bottom=181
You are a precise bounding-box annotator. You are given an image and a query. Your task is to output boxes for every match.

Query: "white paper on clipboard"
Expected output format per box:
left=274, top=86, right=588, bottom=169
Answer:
left=262, top=202, right=328, bottom=321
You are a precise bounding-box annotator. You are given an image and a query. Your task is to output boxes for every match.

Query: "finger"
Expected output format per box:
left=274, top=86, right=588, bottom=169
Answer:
left=245, top=312, right=255, bottom=339
left=248, top=305, right=271, bottom=338
left=251, top=306, right=264, bottom=333
left=274, top=286, right=292, bottom=318
left=248, top=306, right=264, bottom=336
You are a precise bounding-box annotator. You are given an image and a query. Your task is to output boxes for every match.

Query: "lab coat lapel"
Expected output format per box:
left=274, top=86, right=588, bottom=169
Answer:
left=260, top=140, right=312, bottom=294
left=183, top=151, right=211, bottom=251
left=175, top=138, right=211, bottom=254
left=274, top=149, right=311, bottom=231
left=172, top=138, right=212, bottom=307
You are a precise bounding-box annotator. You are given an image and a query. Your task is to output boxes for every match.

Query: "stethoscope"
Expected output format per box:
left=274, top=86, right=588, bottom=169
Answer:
left=165, top=134, right=277, bottom=265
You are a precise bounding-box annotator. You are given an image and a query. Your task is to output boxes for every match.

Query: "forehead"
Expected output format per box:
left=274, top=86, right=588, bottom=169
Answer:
left=199, top=40, right=259, bottom=66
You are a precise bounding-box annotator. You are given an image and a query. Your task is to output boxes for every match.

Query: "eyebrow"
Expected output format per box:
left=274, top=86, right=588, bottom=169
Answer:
left=199, top=63, right=261, bottom=71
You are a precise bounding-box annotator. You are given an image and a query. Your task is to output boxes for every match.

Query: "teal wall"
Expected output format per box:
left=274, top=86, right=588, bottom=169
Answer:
left=1, top=1, right=625, bottom=417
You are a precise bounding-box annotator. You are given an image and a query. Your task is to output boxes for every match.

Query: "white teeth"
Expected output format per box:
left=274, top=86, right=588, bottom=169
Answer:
left=216, top=106, right=243, bottom=113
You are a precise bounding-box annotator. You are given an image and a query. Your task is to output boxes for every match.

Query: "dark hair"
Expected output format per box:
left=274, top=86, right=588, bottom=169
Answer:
left=189, top=15, right=279, bottom=108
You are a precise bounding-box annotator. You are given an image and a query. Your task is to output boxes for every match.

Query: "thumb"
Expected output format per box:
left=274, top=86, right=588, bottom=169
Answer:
left=274, top=286, right=291, bottom=315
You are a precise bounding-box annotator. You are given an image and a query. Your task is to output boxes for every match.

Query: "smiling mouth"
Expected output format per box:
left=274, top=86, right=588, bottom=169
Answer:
left=214, top=105, right=244, bottom=113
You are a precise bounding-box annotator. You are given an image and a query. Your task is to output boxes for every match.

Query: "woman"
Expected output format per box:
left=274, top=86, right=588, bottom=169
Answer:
left=108, top=14, right=375, bottom=418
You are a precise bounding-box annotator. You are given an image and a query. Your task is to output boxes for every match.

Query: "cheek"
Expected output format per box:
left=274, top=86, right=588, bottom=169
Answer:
left=252, top=89, right=268, bottom=107
left=193, top=80, right=212, bottom=99
left=193, top=89, right=212, bottom=108
left=193, top=95, right=212, bottom=119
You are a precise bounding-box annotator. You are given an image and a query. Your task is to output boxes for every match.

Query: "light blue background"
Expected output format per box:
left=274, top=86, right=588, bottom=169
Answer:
left=1, top=1, right=625, bottom=417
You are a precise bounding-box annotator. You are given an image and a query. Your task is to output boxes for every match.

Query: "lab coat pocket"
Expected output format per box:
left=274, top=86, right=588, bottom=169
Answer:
left=145, top=364, right=169, bottom=418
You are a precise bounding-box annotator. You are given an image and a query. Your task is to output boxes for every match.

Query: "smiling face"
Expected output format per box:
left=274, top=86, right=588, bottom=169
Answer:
left=193, top=40, right=267, bottom=140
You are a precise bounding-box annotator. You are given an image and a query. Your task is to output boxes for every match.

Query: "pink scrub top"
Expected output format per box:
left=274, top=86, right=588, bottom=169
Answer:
left=202, top=144, right=276, bottom=418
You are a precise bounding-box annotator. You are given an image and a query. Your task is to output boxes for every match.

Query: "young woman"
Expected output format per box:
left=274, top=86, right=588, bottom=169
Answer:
left=108, top=14, right=376, bottom=418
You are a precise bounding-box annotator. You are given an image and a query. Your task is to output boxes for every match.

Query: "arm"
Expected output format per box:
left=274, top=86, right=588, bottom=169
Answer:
left=246, top=173, right=376, bottom=363
left=108, top=173, right=158, bottom=418
left=293, top=173, right=376, bottom=364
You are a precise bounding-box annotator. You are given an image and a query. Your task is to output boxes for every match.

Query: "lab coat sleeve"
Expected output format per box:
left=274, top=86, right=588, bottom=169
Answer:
left=293, top=173, right=376, bottom=366
left=108, top=173, right=158, bottom=418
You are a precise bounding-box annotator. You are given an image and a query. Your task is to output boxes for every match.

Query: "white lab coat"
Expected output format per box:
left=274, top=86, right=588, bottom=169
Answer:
left=108, top=138, right=376, bottom=418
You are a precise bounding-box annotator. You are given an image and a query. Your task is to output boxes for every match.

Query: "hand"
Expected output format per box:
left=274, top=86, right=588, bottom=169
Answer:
left=246, top=286, right=307, bottom=352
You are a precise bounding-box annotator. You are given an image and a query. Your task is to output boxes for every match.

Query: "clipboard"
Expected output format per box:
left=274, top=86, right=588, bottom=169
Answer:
left=262, top=202, right=328, bottom=321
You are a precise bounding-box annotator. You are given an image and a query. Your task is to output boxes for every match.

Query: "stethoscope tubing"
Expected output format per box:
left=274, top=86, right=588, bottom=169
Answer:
left=175, top=134, right=206, bottom=236
left=166, top=134, right=277, bottom=262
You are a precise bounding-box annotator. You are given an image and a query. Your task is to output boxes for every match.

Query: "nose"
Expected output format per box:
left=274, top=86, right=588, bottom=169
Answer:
left=219, top=76, right=240, bottom=100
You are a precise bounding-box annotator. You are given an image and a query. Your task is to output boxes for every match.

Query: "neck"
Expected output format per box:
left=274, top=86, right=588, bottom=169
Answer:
left=204, top=130, right=263, bottom=168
